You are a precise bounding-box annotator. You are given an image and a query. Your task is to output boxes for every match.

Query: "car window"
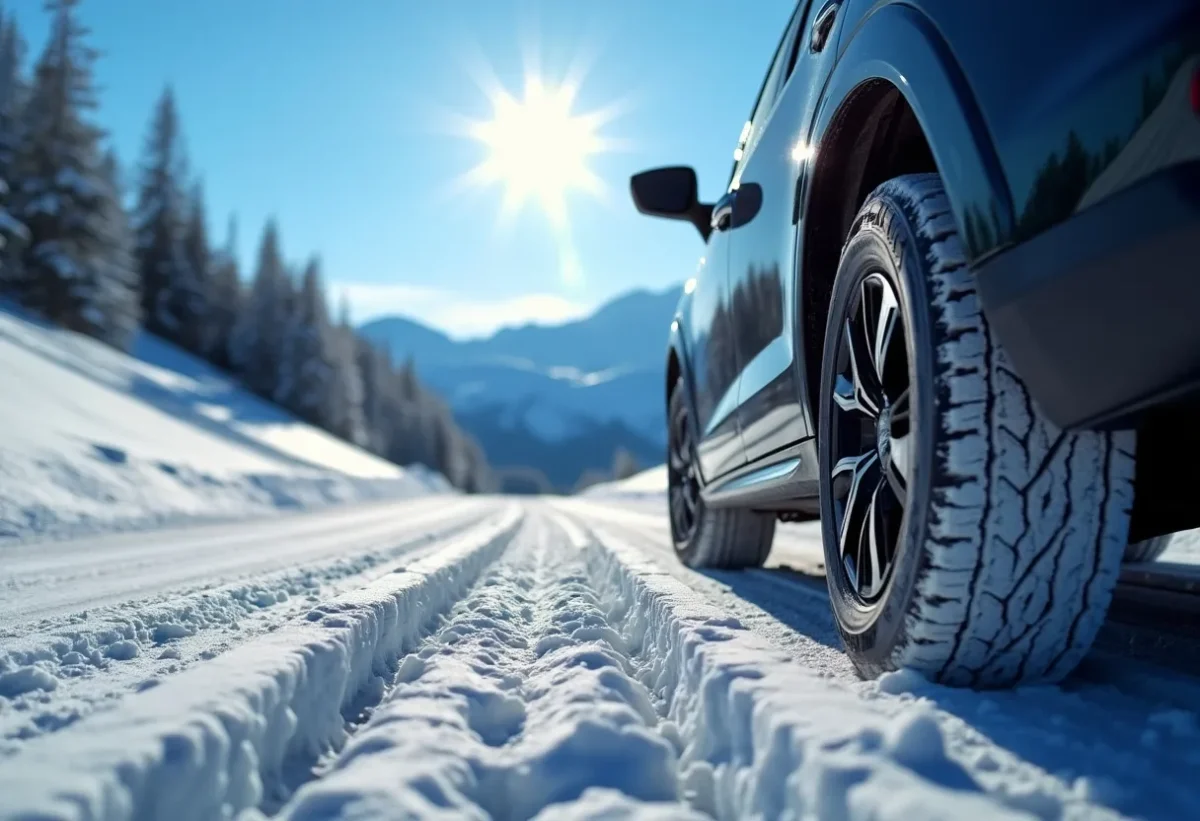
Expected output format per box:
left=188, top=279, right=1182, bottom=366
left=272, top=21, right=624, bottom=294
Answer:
left=728, top=2, right=810, bottom=187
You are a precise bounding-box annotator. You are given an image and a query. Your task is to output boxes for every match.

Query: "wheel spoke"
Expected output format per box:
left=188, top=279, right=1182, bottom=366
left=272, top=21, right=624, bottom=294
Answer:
left=864, top=277, right=899, bottom=391
left=885, top=432, right=911, bottom=504
left=859, top=483, right=891, bottom=600
left=836, top=314, right=884, bottom=418
left=884, top=386, right=911, bottom=503
left=832, top=451, right=880, bottom=581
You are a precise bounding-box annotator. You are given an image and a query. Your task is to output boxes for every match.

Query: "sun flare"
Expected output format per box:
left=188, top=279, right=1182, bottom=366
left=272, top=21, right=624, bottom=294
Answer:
left=465, top=77, right=608, bottom=229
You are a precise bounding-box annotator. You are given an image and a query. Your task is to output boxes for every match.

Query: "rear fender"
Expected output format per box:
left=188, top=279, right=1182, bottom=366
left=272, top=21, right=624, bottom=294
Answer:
left=808, top=2, right=1016, bottom=260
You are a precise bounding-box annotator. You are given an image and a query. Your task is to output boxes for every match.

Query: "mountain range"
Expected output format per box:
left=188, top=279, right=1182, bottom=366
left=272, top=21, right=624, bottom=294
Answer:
left=360, top=284, right=681, bottom=491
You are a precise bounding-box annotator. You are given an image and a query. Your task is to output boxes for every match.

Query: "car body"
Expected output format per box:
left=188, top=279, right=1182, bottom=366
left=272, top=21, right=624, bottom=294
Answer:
left=632, top=0, right=1200, bottom=687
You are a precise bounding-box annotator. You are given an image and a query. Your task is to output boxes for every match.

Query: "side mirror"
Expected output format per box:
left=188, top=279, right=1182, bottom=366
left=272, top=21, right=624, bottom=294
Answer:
left=630, top=166, right=713, bottom=241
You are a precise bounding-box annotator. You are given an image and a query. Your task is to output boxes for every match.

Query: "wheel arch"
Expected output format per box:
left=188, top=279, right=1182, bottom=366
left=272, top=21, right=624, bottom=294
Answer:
left=797, top=2, right=1016, bottom=431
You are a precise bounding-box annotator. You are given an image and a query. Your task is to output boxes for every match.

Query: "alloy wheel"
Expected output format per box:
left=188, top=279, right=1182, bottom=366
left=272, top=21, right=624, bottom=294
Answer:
left=668, top=400, right=701, bottom=544
left=828, top=272, right=913, bottom=603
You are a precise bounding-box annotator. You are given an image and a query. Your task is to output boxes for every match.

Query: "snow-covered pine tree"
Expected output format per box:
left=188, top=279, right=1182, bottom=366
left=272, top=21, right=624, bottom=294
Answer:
left=13, top=0, right=113, bottom=335
left=355, top=336, right=392, bottom=455
left=0, top=5, right=28, bottom=288
left=134, top=86, right=202, bottom=347
left=89, top=149, right=140, bottom=350
left=276, top=256, right=336, bottom=427
left=327, top=294, right=367, bottom=446
left=201, top=215, right=241, bottom=371
left=178, top=181, right=210, bottom=353
left=230, top=219, right=290, bottom=399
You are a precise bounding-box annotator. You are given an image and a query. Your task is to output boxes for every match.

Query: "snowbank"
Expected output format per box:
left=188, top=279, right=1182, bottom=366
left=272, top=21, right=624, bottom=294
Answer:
left=0, top=305, right=444, bottom=540
left=583, top=464, right=667, bottom=500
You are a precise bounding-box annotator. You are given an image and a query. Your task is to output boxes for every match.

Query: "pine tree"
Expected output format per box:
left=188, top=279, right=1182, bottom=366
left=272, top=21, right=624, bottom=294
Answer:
left=134, top=86, right=201, bottom=345
left=89, top=149, right=140, bottom=349
left=201, top=215, right=240, bottom=370
left=179, top=181, right=210, bottom=353
left=13, top=0, right=111, bottom=333
left=276, top=256, right=336, bottom=426
left=0, top=5, right=27, bottom=286
left=327, top=294, right=367, bottom=445
left=230, top=219, right=290, bottom=398
left=356, top=337, right=392, bottom=454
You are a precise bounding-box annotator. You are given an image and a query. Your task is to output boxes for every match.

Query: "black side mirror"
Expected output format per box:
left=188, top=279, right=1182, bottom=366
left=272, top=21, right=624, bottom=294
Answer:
left=630, top=166, right=713, bottom=241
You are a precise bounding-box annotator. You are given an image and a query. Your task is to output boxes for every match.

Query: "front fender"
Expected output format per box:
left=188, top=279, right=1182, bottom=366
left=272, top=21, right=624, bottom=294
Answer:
left=666, top=290, right=696, bottom=413
left=811, top=2, right=1016, bottom=261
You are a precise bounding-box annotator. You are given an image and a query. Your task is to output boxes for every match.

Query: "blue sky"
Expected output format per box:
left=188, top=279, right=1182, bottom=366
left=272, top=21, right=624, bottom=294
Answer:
left=13, top=0, right=794, bottom=338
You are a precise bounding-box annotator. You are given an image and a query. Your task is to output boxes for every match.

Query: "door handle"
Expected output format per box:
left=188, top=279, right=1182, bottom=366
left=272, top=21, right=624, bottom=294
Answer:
left=810, top=0, right=841, bottom=53
left=711, top=191, right=737, bottom=231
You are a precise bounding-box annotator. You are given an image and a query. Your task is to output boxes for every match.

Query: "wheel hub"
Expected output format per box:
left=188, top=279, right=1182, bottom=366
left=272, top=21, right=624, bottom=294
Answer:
left=875, top=405, right=892, bottom=463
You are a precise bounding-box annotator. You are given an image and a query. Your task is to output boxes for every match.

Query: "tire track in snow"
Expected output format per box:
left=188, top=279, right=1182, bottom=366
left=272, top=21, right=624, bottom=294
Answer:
left=270, top=510, right=704, bottom=821
left=0, top=504, right=523, bottom=821
left=549, top=500, right=853, bottom=678
left=0, top=501, right=494, bottom=753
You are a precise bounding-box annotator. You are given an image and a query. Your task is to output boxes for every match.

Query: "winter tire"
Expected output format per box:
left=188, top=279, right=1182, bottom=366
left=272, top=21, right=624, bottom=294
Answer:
left=1124, top=535, right=1172, bottom=563
left=668, top=379, right=775, bottom=568
left=817, top=173, right=1136, bottom=688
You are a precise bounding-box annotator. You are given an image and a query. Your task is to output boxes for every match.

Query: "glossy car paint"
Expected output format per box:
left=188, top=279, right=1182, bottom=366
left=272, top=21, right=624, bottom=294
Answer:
left=664, top=0, right=1200, bottom=496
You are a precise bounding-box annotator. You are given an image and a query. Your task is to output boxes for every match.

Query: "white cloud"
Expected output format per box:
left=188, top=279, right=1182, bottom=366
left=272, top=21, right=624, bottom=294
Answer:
left=332, top=282, right=592, bottom=339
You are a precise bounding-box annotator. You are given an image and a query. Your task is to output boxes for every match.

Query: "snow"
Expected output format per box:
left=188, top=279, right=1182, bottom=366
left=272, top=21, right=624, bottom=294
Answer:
left=2, top=500, right=1196, bottom=820
left=0, top=507, right=521, bottom=817
left=0, top=303, right=441, bottom=541
left=0, top=496, right=492, bottom=750
left=584, top=464, right=667, bottom=500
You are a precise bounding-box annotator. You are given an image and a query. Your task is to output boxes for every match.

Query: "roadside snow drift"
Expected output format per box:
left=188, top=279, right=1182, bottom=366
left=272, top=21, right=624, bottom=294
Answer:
left=0, top=305, right=442, bottom=540
left=584, top=464, right=666, bottom=501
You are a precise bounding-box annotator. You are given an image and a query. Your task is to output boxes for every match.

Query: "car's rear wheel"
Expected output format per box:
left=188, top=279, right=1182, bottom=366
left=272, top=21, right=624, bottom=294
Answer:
left=668, top=379, right=775, bottom=568
left=1124, top=535, right=1172, bottom=563
left=817, top=173, right=1136, bottom=688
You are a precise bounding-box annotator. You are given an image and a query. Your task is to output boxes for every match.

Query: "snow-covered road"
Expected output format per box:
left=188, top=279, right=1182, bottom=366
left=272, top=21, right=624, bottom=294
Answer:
left=2, top=497, right=1199, bottom=820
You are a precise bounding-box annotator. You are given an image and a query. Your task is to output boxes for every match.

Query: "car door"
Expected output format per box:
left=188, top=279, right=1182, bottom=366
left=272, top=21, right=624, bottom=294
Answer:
left=683, top=231, right=745, bottom=483
left=728, top=0, right=845, bottom=465
left=686, top=4, right=813, bottom=483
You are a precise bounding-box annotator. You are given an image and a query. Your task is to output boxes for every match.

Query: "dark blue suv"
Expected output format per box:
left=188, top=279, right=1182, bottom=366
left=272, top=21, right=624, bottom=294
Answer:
left=631, top=0, right=1200, bottom=688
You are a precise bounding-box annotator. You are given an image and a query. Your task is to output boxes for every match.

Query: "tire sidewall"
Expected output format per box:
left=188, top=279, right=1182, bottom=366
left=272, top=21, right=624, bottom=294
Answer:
left=817, top=196, right=939, bottom=671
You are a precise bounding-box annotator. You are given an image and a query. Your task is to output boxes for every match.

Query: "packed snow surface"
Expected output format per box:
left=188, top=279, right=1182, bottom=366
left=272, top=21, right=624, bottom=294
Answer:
left=2, top=497, right=1198, bottom=820
left=0, top=305, right=442, bottom=540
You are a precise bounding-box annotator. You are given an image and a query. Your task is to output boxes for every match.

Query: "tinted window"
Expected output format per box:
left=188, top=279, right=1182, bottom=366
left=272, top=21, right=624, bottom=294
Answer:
left=729, top=2, right=808, bottom=185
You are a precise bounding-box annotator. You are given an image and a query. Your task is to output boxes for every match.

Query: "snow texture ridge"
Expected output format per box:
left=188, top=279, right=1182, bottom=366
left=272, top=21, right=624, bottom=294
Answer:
left=273, top=514, right=689, bottom=820
left=0, top=500, right=489, bottom=752
left=0, top=507, right=521, bottom=820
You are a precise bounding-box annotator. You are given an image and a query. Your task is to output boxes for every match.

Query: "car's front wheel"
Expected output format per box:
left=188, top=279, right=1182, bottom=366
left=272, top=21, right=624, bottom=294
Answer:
left=668, top=379, right=775, bottom=569
left=817, top=173, right=1137, bottom=688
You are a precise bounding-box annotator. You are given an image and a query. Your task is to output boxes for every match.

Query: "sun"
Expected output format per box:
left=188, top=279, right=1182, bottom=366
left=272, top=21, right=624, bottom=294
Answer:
left=465, top=76, right=607, bottom=229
